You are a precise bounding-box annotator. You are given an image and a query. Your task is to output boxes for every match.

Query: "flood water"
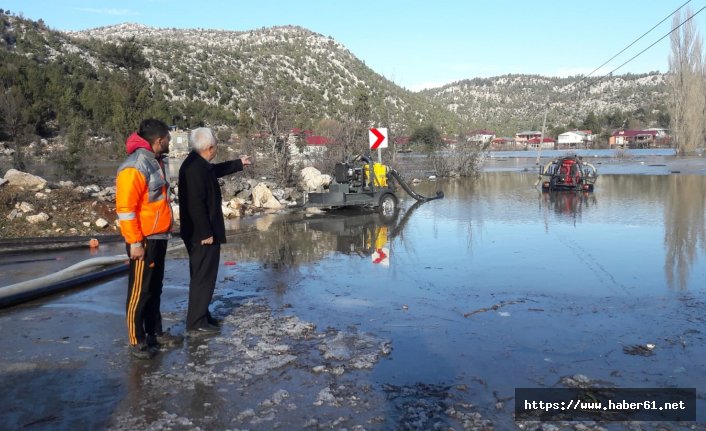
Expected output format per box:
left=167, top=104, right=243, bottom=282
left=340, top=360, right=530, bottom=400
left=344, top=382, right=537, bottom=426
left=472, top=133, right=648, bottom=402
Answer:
left=219, top=172, right=706, bottom=425
left=2, top=170, right=706, bottom=429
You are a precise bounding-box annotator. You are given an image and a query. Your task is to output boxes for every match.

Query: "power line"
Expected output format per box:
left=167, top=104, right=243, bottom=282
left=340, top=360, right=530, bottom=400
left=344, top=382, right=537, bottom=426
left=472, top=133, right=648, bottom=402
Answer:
left=574, top=0, right=692, bottom=91
left=584, top=4, right=706, bottom=89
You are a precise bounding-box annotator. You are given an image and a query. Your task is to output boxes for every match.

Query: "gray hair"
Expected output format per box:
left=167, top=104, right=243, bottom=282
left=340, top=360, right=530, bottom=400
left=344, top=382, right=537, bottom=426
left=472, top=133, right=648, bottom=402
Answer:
left=189, top=127, right=217, bottom=151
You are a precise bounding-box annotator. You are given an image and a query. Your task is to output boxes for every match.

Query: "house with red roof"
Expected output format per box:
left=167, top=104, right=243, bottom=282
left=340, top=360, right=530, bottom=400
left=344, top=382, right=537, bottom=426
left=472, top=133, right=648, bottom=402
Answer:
left=288, top=129, right=332, bottom=163
left=467, top=129, right=496, bottom=146
left=609, top=129, right=659, bottom=148
left=515, top=131, right=543, bottom=142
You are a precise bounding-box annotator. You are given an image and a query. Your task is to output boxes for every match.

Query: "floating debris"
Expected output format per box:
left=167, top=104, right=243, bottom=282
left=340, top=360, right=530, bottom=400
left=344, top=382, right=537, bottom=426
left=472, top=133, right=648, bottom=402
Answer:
left=463, top=299, right=528, bottom=317
left=623, top=344, right=656, bottom=356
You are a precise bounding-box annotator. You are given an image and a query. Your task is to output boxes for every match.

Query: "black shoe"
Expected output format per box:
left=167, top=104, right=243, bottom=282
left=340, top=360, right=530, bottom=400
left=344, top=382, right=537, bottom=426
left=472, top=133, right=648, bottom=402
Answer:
left=129, top=342, right=157, bottom=359
left=206, top=315, right=221, bottom=327
left=147, top=331, right=184, bottom=348
left=187, top=323, right=221, bottom=336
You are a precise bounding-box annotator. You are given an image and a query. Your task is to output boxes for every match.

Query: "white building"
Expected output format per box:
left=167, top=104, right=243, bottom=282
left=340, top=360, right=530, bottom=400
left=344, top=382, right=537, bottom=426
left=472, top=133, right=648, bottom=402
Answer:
left=557, top=130, right=593, bottom=148
left=467, top=129, right=496, bottom=146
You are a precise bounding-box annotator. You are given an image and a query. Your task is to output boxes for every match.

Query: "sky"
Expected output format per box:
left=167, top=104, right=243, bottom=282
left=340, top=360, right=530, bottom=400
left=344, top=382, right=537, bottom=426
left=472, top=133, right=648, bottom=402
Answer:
left=4, top=0, right=706, bottom=91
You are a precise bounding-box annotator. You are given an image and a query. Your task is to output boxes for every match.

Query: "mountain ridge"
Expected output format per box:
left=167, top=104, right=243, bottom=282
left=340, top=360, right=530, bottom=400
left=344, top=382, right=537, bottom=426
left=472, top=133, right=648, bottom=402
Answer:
left=1, top=14, right=669, bottom=140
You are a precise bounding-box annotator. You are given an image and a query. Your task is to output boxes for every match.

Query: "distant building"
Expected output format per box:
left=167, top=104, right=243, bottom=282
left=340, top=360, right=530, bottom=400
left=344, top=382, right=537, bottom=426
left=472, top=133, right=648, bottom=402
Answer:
left=557, top=130, right=593, bottom=149
left=643, top=128, right=670, bottom=145
left=490, top=137, right=515, bottom=150
left=288, top=128, right=330, bottom=163
left=393, top=136, right=412, bottom=152
left=526, top=137, right=556, bottom=150
left=467, top=129, right=496, bottom=146
left=610, top=129, right=661, bottom=148
left=170, top=129, right=190, bottom=155
left=442, top=135, right=458, bottom=149
left=515, top=131, right=542, bottom=143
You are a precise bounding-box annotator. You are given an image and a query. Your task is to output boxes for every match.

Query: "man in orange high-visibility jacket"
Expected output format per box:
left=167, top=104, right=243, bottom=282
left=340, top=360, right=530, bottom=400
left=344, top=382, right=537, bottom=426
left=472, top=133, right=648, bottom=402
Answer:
left=116, top=119, right=182, bottom=359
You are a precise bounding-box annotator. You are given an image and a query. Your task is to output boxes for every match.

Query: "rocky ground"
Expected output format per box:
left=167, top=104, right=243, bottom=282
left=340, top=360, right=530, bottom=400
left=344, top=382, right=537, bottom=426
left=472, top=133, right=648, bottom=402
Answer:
left=0, top=177, right=117, bottom=239
left=0, top=166, right=329, bottom=239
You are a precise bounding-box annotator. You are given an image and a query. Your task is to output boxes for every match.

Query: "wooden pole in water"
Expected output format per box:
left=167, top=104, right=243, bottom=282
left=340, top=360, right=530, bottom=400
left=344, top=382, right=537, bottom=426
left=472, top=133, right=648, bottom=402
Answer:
left=534, top=100, right=549, bottom=187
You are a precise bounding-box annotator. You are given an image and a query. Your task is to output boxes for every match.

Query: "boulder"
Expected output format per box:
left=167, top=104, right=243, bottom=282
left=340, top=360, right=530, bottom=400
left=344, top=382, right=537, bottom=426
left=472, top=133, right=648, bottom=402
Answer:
left=271, top=188, right=286, bottom=201
left=222, top=203, right=235, bottom=219
left=95, top=218, right=109, bottom=228
left=6, top=209, right=20, bottom=220
left=299, top=167, right=331, bottom=192
left=221, top=178, right=248, bottom=199
left=236, top=189, right=252, bottom=200
left=289, top=189, right=304, bottom=202
left=85, top=184, right=101, bottom=194
left=228, top=198, right=246, bottom=217
left=17, top=202, right=34, bottom=213
left=3, top=169, right=47, bottom=191
left=26, top=212, right=49, bottom=224
left=228, top=197, right=246, bottom=207
left=251, top=183, right=283, bottom=209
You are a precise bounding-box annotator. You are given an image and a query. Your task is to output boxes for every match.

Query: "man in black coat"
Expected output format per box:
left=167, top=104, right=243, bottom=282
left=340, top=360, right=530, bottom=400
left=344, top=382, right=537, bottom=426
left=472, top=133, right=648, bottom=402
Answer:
left=178, top=127, right=251, bottom=334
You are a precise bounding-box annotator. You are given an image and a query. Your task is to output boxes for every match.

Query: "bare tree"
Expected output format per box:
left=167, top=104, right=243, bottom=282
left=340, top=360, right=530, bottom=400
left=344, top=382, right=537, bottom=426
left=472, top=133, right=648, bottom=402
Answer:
left=668, top=8, right=705, bottom=155
left=253, top=90, right=293, bottom=185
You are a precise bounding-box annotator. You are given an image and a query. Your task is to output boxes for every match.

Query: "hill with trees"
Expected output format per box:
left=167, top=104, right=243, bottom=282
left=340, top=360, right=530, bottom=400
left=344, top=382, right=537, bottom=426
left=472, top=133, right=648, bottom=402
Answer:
left=0, top=11, right=673, bottom=178
left=421, top=73, right=669, bottom=139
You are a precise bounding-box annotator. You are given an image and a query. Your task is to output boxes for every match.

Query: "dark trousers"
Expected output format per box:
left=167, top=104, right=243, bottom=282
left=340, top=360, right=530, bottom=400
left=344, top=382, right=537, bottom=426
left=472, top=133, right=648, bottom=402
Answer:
left=125, top=239, right=167, bottom=345
left=185, top=243, right=221, bottom=330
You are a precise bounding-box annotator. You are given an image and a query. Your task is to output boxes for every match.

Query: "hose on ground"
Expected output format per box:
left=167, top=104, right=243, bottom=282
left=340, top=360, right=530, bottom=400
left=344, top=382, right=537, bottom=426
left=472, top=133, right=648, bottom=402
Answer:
left=0, top=242, right=188, bottom=308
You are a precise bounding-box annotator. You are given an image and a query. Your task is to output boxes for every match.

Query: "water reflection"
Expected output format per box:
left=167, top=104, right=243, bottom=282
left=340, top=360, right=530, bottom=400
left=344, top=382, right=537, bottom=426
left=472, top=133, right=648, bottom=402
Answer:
left=220, top=172, right=706, bottom=294
left=663, top=175, right=706, bottom=290
left=539, top=191, right=597, bottom=224
left=222, top=205, right=422, bottom=269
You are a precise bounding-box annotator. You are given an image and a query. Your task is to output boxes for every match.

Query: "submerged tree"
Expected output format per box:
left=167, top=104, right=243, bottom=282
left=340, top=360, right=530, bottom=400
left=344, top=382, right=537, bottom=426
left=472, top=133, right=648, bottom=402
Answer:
left=667, top=8, right=705, bottom=155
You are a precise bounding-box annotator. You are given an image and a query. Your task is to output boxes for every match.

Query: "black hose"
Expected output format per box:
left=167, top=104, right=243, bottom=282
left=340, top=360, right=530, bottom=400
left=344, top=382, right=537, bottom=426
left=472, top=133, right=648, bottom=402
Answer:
left=0, top=261, right=128, bottom=308
left=389, top=169, right=444, bottom=202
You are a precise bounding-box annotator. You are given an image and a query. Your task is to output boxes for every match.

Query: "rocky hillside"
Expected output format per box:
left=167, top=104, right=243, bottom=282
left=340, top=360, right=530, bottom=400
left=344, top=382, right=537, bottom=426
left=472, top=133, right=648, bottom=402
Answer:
left=2, top=12, right=670, bottom=138
left=64, top=23, right=455, bottom=132
left=67, top=23, right=674, bottom=136
left=421, top=73, right=668, bottom=136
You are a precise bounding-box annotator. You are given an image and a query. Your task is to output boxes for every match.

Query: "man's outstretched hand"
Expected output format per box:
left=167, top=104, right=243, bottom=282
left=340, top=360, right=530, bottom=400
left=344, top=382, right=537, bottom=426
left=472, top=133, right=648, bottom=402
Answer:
left=240, top=155, right=252, bottom=165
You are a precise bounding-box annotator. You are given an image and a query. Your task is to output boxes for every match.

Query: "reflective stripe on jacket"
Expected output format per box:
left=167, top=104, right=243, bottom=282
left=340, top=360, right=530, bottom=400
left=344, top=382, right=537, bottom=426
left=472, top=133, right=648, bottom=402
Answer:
left=116, top=148, right=172, bottom=244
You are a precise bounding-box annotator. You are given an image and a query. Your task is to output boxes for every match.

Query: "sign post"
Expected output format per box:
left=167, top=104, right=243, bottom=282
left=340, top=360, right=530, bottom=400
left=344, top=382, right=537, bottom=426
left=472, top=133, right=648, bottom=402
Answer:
left=369, top=127, right=388, bottom=163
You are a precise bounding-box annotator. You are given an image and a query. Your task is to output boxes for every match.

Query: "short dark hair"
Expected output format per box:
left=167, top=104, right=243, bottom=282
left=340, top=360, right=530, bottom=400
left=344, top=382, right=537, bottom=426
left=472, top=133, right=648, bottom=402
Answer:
left=137, top=119, right=169, bottom=143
